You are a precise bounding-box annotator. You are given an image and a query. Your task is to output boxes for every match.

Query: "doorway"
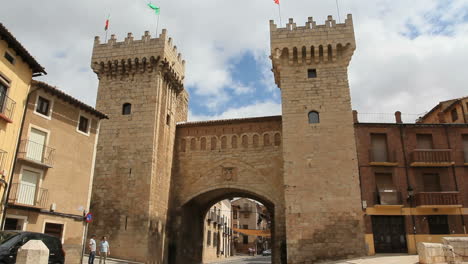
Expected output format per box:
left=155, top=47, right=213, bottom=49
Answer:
left=372, top=216, right=407, bottom=253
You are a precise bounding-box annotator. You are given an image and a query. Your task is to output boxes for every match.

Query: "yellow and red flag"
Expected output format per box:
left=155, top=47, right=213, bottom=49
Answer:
left=104, top=15, right=110, bottom=31
left=274, top=0, right=279, bottom=4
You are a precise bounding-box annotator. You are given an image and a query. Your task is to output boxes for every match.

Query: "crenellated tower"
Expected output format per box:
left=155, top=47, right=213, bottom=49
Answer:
left=89, top=30, right=188, bottom=263
left=270, top=15, right=366, bottom=262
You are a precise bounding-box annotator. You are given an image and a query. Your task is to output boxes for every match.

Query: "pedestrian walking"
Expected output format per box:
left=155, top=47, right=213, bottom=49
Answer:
left=88, top=234, right=97, bottom=264
left=99, top=236, right=110, bottom=264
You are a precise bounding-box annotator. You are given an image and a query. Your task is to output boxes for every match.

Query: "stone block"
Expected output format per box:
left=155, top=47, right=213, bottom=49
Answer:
left=16, top=240, right=49, bottom=264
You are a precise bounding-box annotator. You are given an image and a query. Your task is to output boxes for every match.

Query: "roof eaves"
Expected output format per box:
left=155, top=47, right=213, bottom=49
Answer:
left=0, top=23, right=46, bottom=75
left=32, top=81, right=108, bottom=119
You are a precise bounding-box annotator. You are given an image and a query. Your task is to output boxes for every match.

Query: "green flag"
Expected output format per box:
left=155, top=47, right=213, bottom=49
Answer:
left=147, top=3, right=160, bottom=15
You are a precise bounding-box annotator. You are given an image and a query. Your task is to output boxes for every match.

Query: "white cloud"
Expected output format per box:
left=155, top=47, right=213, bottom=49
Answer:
left=189, top=101, right=281, bottom=121
left=2, top=0, right=468, bottom=121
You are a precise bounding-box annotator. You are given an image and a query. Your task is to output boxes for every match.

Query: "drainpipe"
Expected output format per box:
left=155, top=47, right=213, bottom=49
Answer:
left=444, top=125, right=465, bottom=234
left=398, top=124, right=417, bottom=250
left=0, top=87, right=38, bottom=229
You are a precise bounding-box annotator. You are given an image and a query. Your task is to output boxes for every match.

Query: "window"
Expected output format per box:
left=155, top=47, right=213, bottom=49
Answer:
left=242, top=235, right=248, bottom=244
left=4, top=218, right=21, bottom=230
left=416, top=134, right=433, bottom=149
left=451, top=108, right=458, bottom=122
left=211, top=137, right=217, bottom=150
left=44, top=223, right=64, bottom=239
left=375, top=173, right=394, bottom=190
left=422, top=173, right=441, bottom=192
left=428, top=215, right=449, bottom=234
left=166, top=114, right=170, bottom=125
left=253, top=135, right=259, bottom=148
left=242, top=224, right=248, bottom=229
left=200, top=138, right=206, bottom=150
left=308, top=111, right=319, bottom=124
left=233, top=210, right=238, bottom=219
left=370, top=134, right=389, bottom=162
left=0, top=81, right=7, bottom=115
left=213, top=232, right=217, bottom=247
left=78, top=115, right=90, bottom=134
left=242, top=135, right=248, bottom=148
left=190, top=138, right=196, bottom=151
left=122, top=103, right=131, bottom=115
left=207, top=230, right=211, bottom=245
left=36, top=96, right=51, bottom=116
left=274, top=133, right=281, bottom=146
left=307, top=69, right=317, bottom=78
left=231, top=136, right=238, bottom=149
left=4, top=52, right=15, bottom=65
left=264, top=134, right=271, bottom=146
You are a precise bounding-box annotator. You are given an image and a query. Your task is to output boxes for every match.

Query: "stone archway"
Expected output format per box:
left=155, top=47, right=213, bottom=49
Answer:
left=167, top=117, right=286, bottom=264
left=168, top=188, right=285, bottom=264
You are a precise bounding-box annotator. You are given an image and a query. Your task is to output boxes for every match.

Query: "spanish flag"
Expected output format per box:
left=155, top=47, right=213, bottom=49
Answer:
left=104, top=15, right=110, bottom=31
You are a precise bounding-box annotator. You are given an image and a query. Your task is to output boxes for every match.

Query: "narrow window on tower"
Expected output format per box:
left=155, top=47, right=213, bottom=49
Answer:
left=307, top=69, right=317, bottom=78
left=166, top=114, right=171, bottom=125
left=308, top=111, right=320, bottom=124
left=122, top=103, right=131, bottom=115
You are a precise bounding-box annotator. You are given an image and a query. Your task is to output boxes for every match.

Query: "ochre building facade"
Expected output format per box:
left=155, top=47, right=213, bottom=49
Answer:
left=87, top=13, right=468, bottom=264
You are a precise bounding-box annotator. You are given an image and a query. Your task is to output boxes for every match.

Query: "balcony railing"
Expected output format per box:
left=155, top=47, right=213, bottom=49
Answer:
left=0, top=91, right=15, bottom=123
left=374, top=190, right=403, bottom=206
left=17, top=140, right=55, bottom=167
left=410, top=149, right=453, bottom=166
left=369, top=149, right=397, bottom=165
left=8, top=183, right=48, bottom=208
left=414, top=192, right=461, bottom=207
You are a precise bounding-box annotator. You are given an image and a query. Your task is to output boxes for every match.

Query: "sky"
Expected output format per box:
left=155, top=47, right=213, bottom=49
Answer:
left=2, top=0, right=468, bottom=122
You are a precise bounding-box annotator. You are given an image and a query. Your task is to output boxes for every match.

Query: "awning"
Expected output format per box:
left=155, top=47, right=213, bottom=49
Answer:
left=233, top=228, right=271, bottom=237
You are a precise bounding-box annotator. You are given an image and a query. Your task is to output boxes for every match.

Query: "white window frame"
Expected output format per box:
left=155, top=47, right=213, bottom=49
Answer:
left=18, top=165, right=44, bottom=206
left=33, top=92, right=54, bottom=120
left=76, top=111, right=92, bottom=136
left=42, top=219, right=66, bottom=244
left=5, top=214, right=28, bottom=231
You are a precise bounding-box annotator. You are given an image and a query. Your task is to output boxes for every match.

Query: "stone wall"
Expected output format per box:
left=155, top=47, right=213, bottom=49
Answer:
left=168, top=116, right=286, bottom=264
left=270, top=15, right=366, bottom=263
left=89, top=30, right=187, bottom=263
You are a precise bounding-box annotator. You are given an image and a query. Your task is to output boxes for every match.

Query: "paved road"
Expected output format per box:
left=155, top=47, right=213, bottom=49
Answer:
left=207, top=256, right=271, bottom=264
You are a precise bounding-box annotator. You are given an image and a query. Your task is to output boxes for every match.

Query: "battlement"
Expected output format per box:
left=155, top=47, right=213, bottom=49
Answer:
left=270, top=15, right=356, bottom=66
left=91, top=29, right=185, bottom=91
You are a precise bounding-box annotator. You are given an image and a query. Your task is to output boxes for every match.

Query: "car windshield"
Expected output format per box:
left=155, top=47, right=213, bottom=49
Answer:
left=0, top=232, right=20, bottom=248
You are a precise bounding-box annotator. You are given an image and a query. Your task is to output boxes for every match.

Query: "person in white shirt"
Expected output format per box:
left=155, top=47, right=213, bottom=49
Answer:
left=99, top=236, right=110, bottom=264
left=88, top=234, right=97, bottom=264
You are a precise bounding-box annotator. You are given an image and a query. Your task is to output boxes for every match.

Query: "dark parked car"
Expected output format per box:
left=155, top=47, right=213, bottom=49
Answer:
left=0, top=231, right=65, bottom=264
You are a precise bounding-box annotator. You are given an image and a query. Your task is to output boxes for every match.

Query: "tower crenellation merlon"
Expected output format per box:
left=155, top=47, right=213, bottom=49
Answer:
left=270, top=14, right=356, bottom=67
left=92, top=29, right=185, bottom=90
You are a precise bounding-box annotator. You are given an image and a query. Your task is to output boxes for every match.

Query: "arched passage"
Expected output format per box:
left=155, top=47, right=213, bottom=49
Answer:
left=168, top=188, right=285, bottom=264
left=168, top=117, right=286, bottom=264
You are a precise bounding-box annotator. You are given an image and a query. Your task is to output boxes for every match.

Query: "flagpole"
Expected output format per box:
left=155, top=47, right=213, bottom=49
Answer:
left=156, top=13, right=160, bottom=36
left=335, top=0, right=341, bottom=23
left=278, top=3, right=282, bottom=27
left=105, top=14, right=110, bottom=42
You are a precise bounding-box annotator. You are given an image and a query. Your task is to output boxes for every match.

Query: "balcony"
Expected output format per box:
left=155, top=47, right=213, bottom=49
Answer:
left=369, top=150, right=398, bottom=166
left=414, top=192, right=461, bottom=208
left=410, top=149, right=454, bottom=167
left=8, top=183, right=48, bottom=209
left=17, top=140, right=55, bottom=168
left=0, top=92, right=15, bottom=123
left=374, top=190, right=403, bottom=207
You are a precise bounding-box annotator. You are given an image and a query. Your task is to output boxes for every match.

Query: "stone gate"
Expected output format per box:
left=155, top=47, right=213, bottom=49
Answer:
left=89, top=14, right=367, bottom=264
